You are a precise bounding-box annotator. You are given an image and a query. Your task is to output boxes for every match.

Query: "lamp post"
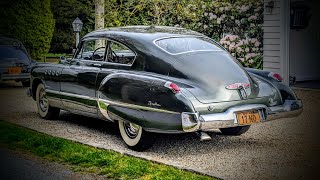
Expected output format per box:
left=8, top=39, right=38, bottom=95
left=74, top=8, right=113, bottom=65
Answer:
left=72, top=17, right=83, bottom=48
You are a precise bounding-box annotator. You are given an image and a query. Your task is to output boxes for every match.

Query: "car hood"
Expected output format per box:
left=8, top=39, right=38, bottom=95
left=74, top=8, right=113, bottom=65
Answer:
left=170, top=51, right=276, bottom=103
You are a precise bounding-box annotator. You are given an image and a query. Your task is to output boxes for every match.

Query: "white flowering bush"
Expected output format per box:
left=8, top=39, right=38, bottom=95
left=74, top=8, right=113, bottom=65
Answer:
left=220, top=35, right=262, bottom=68
left=173, top=0, right=264, bottom=68
left=104, top=0, right=264, bottom=68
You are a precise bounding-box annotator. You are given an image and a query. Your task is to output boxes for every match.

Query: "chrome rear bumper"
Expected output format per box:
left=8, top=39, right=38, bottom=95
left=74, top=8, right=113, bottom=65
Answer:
left=182, top=100, right=303, bottom=132
left=0, top=73, right=30, bottom=81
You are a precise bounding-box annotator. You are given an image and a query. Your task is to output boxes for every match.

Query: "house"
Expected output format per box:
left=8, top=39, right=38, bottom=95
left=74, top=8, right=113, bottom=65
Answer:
left=263, top=0, right=319, bottom=86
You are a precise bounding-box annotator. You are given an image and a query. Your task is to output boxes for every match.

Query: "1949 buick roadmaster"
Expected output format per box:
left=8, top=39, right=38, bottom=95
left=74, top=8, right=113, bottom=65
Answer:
left=27, top=26, right=302, bottom=151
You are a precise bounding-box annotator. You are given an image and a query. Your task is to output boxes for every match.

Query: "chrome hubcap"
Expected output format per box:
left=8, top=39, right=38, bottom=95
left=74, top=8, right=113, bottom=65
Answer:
left=123, top=122, right=140, bottom=139
left=39, top=88, right=48, bottom=112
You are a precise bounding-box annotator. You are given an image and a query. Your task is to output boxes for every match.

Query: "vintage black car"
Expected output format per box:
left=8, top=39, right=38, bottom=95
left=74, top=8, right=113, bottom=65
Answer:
left=28, top=26, right=302, bottom=151
left=0, top=36, right=35, bottom=86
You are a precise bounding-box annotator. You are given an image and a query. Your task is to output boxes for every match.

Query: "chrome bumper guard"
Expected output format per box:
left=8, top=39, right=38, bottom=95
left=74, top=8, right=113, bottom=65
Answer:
left=182, top=100, right=303, bottom=132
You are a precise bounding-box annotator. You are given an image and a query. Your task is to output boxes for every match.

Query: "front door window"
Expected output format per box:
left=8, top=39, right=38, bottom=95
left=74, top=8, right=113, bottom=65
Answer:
left=76, top=39, right=106, bottom=61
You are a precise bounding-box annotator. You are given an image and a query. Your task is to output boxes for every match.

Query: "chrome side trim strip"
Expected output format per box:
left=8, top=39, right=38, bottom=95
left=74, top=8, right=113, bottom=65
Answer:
left=98, top=99, right=179, bottom=115
left=46, top=90, right=97, bottom=101
left=47, top=89, right=98, bottom=114
left=47, top=97, right=63, bottom=109
left=46, top=89, right=179, bottom=122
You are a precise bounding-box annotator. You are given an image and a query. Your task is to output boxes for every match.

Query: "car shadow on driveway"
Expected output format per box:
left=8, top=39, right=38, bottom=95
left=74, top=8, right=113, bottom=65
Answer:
left=0, top=81, right=24, bottom=88
left=57, top=110, right=270, bottom=155
left=58, top=111, right=119, bottom=136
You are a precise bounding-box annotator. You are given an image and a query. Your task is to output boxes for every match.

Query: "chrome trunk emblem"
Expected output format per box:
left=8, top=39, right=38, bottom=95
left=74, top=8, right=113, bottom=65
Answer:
left=225, top=83, right=250, bottom=90
left=239, top=86, right=248, bottom=99
left=226, top=83, right=250, bottom=100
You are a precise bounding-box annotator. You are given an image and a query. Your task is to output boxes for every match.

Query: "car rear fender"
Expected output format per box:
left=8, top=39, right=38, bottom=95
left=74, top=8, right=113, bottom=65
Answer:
left=97, top=72, right=195, bottom=132
left=246, top=68, right=298, bottom=102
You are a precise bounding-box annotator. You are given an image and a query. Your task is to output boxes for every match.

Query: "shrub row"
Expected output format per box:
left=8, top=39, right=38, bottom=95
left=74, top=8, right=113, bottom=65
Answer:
left=0, top=0, right=54, bottom=61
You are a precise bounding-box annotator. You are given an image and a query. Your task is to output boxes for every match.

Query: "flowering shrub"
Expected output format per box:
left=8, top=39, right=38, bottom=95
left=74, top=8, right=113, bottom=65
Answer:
left=103, top=0, right=264, bottom=68
left=220, top=35, right=262, bottom=68
left=175, top=0, right=264, bottom=69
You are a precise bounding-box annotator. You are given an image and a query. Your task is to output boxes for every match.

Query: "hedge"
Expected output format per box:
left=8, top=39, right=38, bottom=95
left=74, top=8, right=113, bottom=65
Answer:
left=0, top=0, right=55, bottom=61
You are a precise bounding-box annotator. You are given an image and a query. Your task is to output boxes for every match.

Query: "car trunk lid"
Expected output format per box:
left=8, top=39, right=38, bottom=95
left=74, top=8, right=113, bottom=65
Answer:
left=169, top=51, right=273, bottom=103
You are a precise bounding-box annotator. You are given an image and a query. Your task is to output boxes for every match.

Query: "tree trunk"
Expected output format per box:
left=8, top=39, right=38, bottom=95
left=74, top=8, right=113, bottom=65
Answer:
left=95, top=0, right=104, bottom=48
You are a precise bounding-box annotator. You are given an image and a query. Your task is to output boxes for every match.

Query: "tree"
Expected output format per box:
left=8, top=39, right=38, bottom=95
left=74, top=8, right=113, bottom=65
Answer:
left=50, top=0, right=94, bottom=53
left=0, top=0, right=55, bottom=61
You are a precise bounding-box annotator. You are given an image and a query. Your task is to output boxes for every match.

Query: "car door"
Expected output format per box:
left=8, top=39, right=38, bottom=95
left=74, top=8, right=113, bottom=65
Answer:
left=60, top=38, right=106, bottom=115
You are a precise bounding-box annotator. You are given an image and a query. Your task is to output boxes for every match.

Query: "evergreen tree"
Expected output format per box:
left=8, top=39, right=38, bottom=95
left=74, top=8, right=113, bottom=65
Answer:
left=0, top=0, right=55, bottom=61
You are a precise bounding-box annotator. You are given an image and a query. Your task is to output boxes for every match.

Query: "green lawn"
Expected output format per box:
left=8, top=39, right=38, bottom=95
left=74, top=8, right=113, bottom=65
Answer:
left=44, top=53, right=73, bottom=63
left=46, top=53, right=68, bottom=58
left=0, top=120, right=215, bottom=180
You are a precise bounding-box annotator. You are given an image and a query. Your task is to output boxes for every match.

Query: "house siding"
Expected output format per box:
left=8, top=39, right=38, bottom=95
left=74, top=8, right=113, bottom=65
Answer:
left=263, top=0, right=282, bottom=75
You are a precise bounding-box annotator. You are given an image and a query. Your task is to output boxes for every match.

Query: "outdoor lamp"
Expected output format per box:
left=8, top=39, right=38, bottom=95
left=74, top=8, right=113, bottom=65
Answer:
left=72, top=17, right=83, bottom=47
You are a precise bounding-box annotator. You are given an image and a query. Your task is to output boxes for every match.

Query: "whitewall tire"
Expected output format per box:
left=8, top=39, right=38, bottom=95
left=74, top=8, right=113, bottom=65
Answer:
left=118, top=120, right=154, bottom=151
left=36, top=83, right=60, bottom=120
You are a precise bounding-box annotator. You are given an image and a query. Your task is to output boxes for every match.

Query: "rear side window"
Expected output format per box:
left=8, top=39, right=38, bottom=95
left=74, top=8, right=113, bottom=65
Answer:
left=106, top=41, right=136, bottom=65
left=155, top=37, right=223, bottom=55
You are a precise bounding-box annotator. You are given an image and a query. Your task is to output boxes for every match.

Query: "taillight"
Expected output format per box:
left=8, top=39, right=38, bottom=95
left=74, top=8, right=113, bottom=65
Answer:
left=268, top=72, right=283, bottom=82
left=164, top=81, right=181, bottom=93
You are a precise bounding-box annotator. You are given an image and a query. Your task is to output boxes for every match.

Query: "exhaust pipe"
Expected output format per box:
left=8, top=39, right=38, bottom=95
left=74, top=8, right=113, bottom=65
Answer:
left=196, top=131, right=212, bottom=141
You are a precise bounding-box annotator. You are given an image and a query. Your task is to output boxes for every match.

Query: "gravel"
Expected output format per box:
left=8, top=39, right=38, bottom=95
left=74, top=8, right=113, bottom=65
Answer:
left=0, top=81, right=319, bottom=179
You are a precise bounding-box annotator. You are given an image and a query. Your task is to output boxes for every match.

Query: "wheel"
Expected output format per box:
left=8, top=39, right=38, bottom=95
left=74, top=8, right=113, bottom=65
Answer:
left=36, top=83, right=60, bottom=120
left=21, top=80, right=30, bottom=87
left=219, top=125, right=250, bottom=136
left=118, top=120, right=154, bottom=151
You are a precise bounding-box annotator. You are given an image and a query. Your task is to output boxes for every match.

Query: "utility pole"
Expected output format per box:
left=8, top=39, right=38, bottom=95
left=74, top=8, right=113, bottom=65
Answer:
left=95, top=0, right=104, bottom=48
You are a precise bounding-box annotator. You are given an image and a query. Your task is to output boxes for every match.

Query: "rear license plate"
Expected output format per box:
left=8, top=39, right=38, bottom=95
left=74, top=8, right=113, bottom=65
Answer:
left=236, top=110, right=261, bottom=125
left=8, top=67, right=22, bottom=74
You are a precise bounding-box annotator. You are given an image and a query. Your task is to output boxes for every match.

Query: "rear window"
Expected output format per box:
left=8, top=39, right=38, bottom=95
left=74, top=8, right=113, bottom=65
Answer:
left=155, top=37, right=223, bottom=55
left=0, top=46, right=30, bottom=63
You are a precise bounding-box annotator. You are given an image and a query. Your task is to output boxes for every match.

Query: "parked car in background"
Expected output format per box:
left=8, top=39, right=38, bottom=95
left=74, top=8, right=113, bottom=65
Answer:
left=0, top=36, right=35, bottom=87
left=28, top=26, right=302, bottom=151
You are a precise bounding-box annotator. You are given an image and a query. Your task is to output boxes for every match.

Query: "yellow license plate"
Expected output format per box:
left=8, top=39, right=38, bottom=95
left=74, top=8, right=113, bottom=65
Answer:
left=8, top=67, right=22, bottom=74
left=236, top=110, right=261, bottom=125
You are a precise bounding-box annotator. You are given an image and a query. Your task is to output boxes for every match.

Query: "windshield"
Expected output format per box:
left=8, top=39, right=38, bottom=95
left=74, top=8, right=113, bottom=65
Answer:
left=0, top=46, right=30, bottom=63
left=155, top=37, right=224, bottom=55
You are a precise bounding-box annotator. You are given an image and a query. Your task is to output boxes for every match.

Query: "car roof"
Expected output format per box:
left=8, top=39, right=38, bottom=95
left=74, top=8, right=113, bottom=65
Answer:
left=82, top=26, right=205, bottom=42
left=0, top=36, right=24, bottom=46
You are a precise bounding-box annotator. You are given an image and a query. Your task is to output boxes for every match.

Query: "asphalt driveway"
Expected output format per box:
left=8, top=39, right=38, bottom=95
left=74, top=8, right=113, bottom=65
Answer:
left=0, top=81, right=319, bottom=179
left=0, top=148, right=105, bottom=180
